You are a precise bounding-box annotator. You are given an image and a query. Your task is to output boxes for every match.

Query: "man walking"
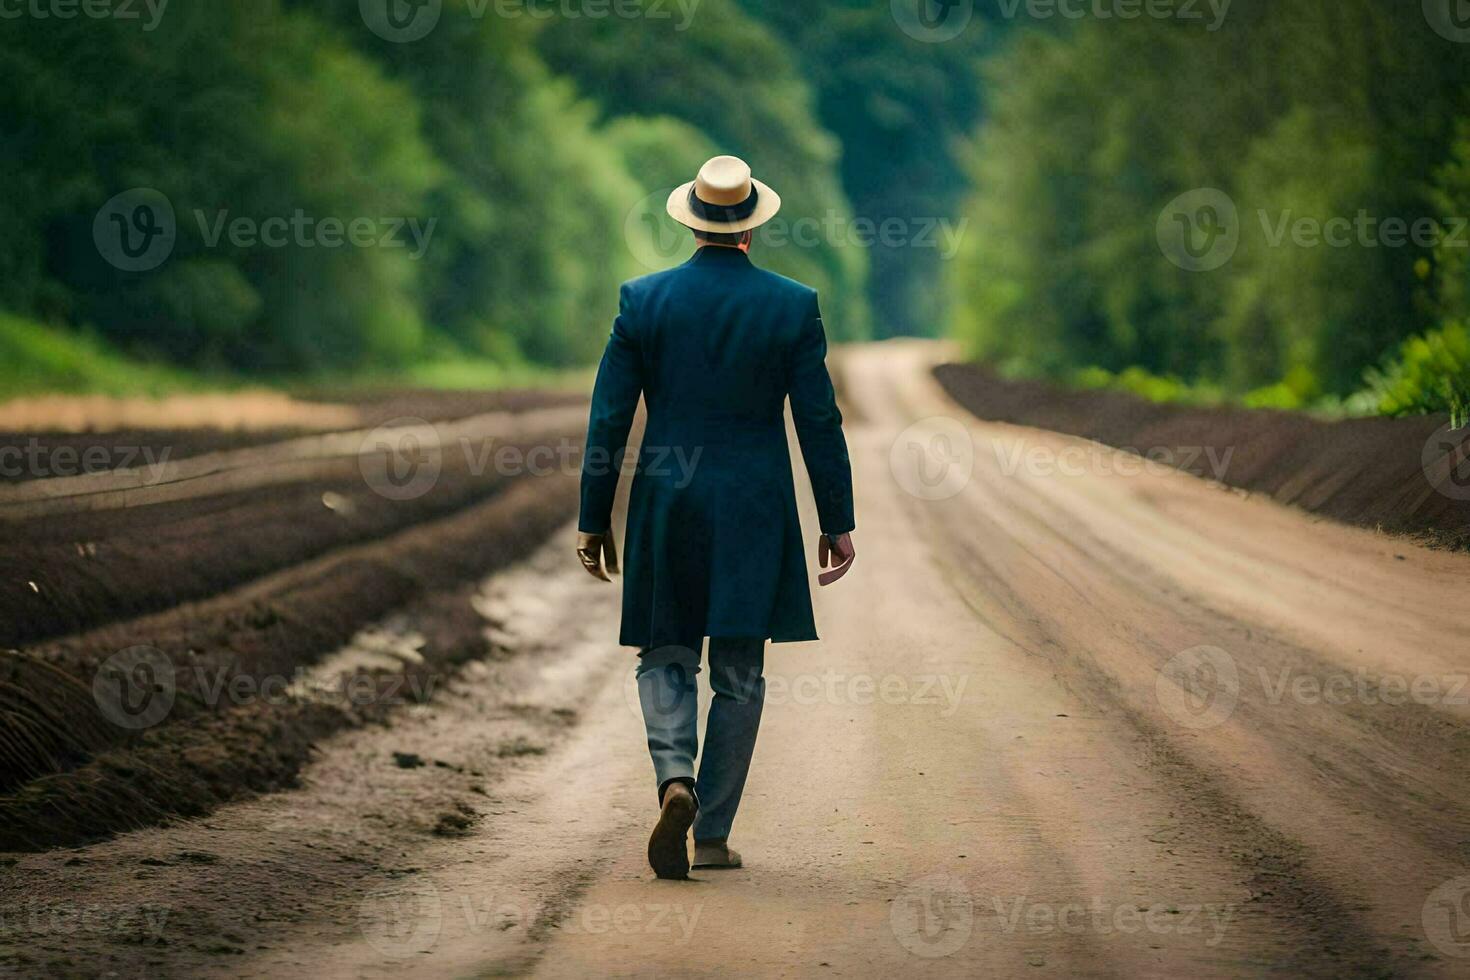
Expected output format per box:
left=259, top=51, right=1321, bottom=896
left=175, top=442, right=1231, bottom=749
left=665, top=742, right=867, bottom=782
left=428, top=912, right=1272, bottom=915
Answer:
left=576, top=155, right=856, bottom=880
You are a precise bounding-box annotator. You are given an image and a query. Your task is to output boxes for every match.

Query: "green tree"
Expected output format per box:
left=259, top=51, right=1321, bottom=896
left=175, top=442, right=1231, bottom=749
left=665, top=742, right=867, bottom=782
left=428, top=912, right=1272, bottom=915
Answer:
left=532, top=0, right=870, bottom=340
left=948, top=0, right=1470, bottom=400
left=0, top=0, right=440, bottom=371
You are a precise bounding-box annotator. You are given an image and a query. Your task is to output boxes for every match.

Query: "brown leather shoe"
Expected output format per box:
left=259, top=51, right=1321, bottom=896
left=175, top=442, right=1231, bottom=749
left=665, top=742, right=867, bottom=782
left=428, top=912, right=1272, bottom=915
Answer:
left=648, top=782, right=697, bottom=879
left=692, top=838, right=742, bottom=869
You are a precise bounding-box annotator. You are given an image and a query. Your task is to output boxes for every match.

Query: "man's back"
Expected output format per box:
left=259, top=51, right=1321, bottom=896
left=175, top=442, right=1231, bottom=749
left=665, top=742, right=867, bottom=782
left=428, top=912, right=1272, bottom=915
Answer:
left=579, top=243, right=853, bottom=649
left=626, top=245, right=814, bottom=432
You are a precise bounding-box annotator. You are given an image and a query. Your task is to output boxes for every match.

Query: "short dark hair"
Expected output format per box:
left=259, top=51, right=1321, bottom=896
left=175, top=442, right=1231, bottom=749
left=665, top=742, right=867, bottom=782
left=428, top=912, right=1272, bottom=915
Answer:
left=692, top=228, right=751, bottom=247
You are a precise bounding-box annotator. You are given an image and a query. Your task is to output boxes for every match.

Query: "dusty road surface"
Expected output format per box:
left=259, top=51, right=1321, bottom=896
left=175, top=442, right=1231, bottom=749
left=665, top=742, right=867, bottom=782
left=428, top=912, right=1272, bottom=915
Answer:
left=4, top=341, right=1469, bottom=978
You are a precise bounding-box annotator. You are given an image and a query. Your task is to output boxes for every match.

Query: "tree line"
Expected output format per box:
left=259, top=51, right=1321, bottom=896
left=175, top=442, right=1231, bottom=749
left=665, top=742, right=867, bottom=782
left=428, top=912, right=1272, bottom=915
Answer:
left=8, top=0, right=982, bottom=375
left=947, top=0, right=1470, bottom=415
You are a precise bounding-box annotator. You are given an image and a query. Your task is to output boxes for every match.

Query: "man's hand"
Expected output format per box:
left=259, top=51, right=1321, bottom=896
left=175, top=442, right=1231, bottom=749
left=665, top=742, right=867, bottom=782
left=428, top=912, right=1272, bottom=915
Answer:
left=817, top=532, right=855, bottom=586
left=576, top=529, right=620, bottom=582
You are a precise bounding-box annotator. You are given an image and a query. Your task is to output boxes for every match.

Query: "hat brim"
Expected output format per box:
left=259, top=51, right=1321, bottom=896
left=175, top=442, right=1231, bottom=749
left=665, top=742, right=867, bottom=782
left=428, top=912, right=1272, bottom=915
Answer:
left=666, top=178, right=781, bottom=234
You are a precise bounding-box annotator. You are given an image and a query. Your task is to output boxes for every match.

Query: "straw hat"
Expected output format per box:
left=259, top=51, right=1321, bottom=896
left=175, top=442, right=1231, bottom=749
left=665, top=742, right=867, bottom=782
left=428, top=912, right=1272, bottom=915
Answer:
left=666, top=155, right=781, bottom=233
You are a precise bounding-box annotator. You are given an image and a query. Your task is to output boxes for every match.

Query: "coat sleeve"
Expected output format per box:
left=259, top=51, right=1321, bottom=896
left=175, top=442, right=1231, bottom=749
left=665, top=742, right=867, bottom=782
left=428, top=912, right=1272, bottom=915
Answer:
left=789, top=292, right=855, bottom=535
left=579, top=284, right=643, bottom=534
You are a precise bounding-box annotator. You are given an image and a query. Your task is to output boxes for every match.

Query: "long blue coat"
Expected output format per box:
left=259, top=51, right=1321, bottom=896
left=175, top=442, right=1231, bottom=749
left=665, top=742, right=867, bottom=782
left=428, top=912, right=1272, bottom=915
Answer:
left=578, top=245, right=855, bottom=649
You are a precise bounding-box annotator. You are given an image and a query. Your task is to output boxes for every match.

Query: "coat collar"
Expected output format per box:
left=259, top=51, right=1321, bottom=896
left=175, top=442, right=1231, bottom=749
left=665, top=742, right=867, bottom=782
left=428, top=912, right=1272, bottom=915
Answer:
left=688, top=245, right=753, bottom=268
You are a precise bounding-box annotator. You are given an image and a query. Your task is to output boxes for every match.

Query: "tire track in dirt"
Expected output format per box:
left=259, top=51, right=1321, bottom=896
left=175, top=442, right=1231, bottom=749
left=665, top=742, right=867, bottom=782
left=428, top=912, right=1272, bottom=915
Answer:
left=862, top=341, right=1470, bottom=975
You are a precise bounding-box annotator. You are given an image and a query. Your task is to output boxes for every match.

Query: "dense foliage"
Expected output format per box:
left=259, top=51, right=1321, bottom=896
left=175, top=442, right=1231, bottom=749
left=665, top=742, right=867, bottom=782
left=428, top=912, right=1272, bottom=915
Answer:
left=7, top=0, right=1469, bottom=420
left=947, top=1, right=1470, bottom=411
left=1365, top=323, right=1470, bottom=428
left=4, top=2, right=445, bottom=371
left=0, top=0, right=887, bottom=375
left=531, top=0, right=871, bottom=338
left=734, top=0, right=998, bottom=339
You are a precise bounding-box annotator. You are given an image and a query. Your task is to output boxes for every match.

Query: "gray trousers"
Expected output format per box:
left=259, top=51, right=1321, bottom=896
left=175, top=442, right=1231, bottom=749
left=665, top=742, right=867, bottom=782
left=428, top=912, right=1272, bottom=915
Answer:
left=636, top=638, right=766, bottom=842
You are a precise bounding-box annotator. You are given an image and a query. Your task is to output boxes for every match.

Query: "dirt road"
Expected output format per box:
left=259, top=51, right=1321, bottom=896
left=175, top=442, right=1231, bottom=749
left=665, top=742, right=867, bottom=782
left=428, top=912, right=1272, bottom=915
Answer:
left=4, top=341, right=1468, bottom=978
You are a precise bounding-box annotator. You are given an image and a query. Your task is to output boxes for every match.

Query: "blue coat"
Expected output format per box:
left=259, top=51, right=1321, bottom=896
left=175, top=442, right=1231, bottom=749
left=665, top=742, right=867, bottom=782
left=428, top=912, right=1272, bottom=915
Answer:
left=579, top=246, right=855, bottom=648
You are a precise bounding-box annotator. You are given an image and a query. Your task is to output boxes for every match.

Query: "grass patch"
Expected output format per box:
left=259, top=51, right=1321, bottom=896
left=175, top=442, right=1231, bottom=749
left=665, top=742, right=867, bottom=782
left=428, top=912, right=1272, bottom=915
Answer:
left=0, top=314, right=595, bottom=402
left=392, top=358, right=592, bottom=393
left=990, top=357, right=1375, bottom=420
left=0, top=313, right=198, bottom=399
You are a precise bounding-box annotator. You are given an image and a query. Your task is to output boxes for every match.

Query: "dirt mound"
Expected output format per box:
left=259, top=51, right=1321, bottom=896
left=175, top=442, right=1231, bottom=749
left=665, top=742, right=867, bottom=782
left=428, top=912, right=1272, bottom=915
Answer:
left=933, top=363, right=1470, bottom=549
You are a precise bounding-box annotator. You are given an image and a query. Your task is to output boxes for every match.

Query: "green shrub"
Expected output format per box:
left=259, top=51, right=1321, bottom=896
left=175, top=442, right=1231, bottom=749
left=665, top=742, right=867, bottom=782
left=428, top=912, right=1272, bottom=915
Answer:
left=1064, top=364, right=1222, bottom=406
left=0, top=312, right=194, bottom=398
left=1362, top=322, right=1470, bottom=427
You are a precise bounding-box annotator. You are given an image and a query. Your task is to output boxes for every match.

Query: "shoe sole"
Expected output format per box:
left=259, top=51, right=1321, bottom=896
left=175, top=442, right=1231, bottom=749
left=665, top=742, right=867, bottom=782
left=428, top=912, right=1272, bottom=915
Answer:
left=648, top=794, right=697, bottom=880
